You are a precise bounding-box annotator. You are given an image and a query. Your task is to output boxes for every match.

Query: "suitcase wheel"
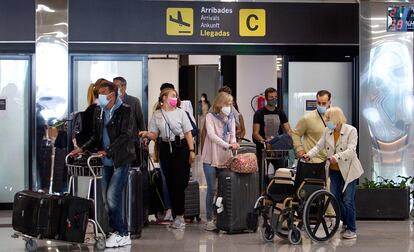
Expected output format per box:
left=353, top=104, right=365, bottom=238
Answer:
left=25, top=239, right=38, bottom=252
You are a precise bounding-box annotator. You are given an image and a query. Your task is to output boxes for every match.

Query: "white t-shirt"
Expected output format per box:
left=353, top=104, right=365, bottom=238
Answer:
left=149, top=108, right=193, bottom=141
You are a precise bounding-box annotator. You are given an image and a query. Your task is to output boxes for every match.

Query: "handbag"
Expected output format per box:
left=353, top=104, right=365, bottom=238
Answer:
left=226, top=153, right=258, bottom=173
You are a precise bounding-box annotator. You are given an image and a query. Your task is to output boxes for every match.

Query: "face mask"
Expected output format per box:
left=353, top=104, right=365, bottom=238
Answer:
left=267, top=99, right=277, bottom=107
left=326, top=121, right=336, bottom=130
left=317, top=105, right=327, bottom=114
left=221, top=106, right=231, bottom=116
left=200, top=97, right=205, bottom=101
left=168, top=97, right=178, bottom=108
left=98, top=94, right=109, bottom=107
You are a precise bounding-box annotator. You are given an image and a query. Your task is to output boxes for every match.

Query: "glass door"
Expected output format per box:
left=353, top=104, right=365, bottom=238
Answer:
left=0, top=56, right=30, bottom=205
left=71, top=55, right=148, bottom=120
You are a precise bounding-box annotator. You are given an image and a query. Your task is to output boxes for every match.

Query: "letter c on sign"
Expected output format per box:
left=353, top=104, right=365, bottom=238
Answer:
left=247, top=14, right=259, bottom=31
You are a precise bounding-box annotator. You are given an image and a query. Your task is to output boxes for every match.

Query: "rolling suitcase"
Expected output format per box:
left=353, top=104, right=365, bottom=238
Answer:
left=184, top=180, right=201, bottom=222
left=58, top=195, right=92, bottom=243
left=12, top=190, right=64, bottom=239
left=122, top=168, right=144, bottom=239
left=215, top=170, right=259, bottom=234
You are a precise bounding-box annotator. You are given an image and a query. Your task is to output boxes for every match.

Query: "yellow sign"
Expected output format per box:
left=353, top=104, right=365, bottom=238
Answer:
left=239, top=9, right=266, bottom=37
left=166, top=8, right=193, bottom=36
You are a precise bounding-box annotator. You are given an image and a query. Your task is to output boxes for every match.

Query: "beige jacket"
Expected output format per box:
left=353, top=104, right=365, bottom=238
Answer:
left=307, top=124, right=364, bottom=192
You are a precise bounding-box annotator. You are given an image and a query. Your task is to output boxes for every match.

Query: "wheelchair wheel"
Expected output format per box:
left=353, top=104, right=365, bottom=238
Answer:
left=260, top=223, right=275, bottom=242
left=303, top=189, right=340, bottom=242
left=288, top=226, right=302, bottom=245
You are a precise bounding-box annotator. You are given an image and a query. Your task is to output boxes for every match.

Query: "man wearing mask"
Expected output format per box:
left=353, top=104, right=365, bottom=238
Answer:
left=113, top=76, right=146, bottom=138
left=70, top=81, right=135, bottom=248
left=292, top=90, right=332, bottom=163
left=253, top=87, right=292, bottom=186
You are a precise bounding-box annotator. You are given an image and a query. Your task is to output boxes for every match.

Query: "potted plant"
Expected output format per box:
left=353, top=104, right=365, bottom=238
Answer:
left=355, top=176, right=413, bottom=220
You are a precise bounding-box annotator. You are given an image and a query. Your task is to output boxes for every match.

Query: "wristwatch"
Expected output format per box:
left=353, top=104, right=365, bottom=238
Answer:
left=189, top=149, right=195, bottom=152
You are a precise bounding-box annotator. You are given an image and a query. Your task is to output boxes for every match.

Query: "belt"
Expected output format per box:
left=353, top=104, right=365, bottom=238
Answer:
left=161, top=138, right=185, bottom=143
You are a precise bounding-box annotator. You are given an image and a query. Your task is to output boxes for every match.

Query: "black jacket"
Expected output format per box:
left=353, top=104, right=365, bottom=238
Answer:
left=124, top=94, right=146, bottom=132
left=81, top=103, right=136, bottom=167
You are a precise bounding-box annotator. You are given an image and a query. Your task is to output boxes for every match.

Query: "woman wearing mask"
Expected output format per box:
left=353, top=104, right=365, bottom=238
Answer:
left=303, top=107, right=363, bottom=240
left=202, top=92, right=239, bottom=231
left=139, top=88, right=196, bottom=229
left=233, top=101, right=246, bottom=141
left=198, top=93, right=211, bottom=131
left=73, top=78, right=109, bottom=149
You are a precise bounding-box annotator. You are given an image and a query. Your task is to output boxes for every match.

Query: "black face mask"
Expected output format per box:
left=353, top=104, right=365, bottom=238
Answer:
left=267, top=99, right=277, bottom=107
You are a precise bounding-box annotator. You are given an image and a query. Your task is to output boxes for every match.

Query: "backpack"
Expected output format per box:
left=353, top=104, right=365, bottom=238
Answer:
left=185, top=111, right=199, bottom=137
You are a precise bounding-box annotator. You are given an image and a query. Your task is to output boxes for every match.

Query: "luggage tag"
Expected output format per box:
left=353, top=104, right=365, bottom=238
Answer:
left=216, top=197, right=224, bottom=214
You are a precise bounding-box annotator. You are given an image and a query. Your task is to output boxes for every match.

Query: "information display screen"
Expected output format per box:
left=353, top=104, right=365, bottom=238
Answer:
left=387, top=6, right=414, bottom=32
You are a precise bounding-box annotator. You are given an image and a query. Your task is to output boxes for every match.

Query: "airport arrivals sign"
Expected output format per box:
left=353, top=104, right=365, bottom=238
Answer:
left=165, top=6, right=266, bottom=39
left=69, top=1, right=359, bottom=45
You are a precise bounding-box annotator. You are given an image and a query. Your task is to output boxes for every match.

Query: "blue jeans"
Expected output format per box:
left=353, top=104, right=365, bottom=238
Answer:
left=102, top=165, right=129, bottom=236
left=329, top=170, right=357, bottom=232
left=203, top=163, right=223, bottom=221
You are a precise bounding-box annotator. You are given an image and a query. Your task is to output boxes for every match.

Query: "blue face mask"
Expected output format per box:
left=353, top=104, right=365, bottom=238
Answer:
left=326, top=121, right=336, bottom=130
left=98, top=94, right=109, bottom=108
left=316, top=105, right=327, bottom=114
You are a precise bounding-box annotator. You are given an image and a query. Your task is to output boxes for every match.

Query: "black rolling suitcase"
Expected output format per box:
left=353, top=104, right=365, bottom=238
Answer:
left=39, top=140, right=53, bottom=191
left=12, top=190, right=64, bottom=239
left=122, top=168, right=144, bottom=239
left=184, top=180, right=201, bottom=222
left=215, top=170, right=259, bottom=234
left=58, top=195, right=92, bottom=243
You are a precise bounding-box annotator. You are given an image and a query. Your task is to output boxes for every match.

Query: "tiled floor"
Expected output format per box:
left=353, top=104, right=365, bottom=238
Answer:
left=2, top=157, right=414, bottom=251
left=2, top=218, right=414, bottom=252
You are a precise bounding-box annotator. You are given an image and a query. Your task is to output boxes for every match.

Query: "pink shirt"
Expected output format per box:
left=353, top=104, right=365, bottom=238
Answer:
left=201, top=113, right=237, bottom=168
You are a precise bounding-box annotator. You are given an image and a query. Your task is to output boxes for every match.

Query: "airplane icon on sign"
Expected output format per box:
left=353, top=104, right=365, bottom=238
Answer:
left=166, top=8, right=193, bottom=36
left=169, top=11, right=191, bottom=27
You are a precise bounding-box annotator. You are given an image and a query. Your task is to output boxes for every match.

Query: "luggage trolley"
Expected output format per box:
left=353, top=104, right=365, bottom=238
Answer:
left=66, top=153, right=107, bottom=250
left=12, top=154, right=107, bottom=251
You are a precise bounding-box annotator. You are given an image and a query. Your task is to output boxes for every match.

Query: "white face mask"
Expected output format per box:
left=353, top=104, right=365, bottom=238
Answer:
left=221, top=106, right=231, bottom=116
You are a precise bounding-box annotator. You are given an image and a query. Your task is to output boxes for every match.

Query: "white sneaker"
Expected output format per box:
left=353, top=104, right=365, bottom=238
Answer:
left=204, top=220, right=216, bottom=231
left=340, top=225, right=347, bottom=234
left=170, top=216, right=186, bottom=229
left=342, top=230, right=357, bottom=239
left=106, top=232, right=123, bottom=248
left=118, top=234, right=131, bottom=247
left=164, top=209, right=173, bottom=221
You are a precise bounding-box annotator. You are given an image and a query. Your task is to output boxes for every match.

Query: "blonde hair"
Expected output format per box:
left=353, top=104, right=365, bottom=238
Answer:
left=86, top=83, right=96, bottom=105
left=326, top=107, right=347, bottom=125
left=212, top=92, right=233, bottom=113
left=155, top=88, right=177, bottom=110
left=86, top=78, right=110, bottom=106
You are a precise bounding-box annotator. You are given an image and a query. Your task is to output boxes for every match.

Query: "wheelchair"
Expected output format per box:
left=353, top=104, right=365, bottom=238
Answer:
left=250, top=160, right=341, bottom=244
